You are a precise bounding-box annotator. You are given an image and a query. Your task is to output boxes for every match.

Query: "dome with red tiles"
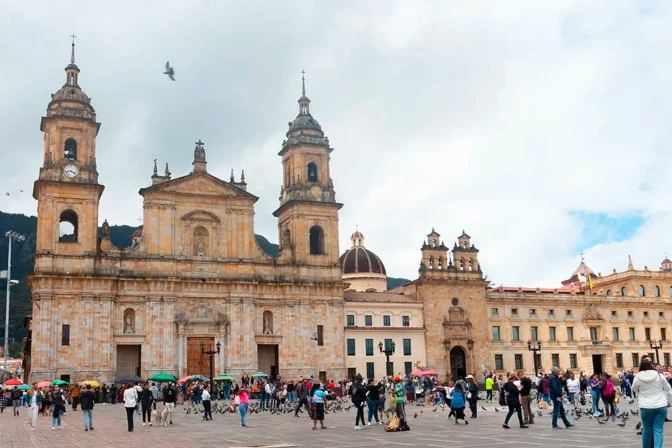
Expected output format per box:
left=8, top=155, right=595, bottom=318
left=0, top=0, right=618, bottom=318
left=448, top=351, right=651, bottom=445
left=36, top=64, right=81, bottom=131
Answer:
left=339, top=230, right=387, bottom=276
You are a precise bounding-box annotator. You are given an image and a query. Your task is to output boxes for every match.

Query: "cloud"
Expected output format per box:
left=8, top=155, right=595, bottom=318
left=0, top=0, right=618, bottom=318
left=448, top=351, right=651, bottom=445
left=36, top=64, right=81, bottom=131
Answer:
left=1, top=0, right=671, bottom=288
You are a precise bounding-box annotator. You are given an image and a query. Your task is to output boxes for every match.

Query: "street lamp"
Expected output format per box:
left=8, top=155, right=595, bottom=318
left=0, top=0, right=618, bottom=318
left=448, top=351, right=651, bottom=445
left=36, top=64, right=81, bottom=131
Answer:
left=649, top=340, right=663, bottom=364
left=201, top=341, right=221, bottom=387
left=527, top=340, right=542, bottom=377
left=3, top=230, right=24, bottom=377
left=378, top=340, right=396, bottom=377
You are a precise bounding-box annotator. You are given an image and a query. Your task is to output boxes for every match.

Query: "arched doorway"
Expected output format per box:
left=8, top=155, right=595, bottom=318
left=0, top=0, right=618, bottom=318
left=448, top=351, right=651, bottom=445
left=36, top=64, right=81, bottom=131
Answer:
left=450, top=346, right=467, bottom=380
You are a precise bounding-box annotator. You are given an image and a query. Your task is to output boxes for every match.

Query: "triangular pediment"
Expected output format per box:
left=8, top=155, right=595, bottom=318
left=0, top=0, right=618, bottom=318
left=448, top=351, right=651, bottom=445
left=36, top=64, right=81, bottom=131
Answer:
left=139, top=172, right=257, bottom=200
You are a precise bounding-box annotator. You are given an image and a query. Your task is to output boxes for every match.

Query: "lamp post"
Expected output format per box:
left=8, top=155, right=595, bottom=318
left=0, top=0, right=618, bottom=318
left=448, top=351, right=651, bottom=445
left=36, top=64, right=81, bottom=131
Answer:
left=649, top=340, right=663, bottom=364
left=3, top=231, right=24, bottom=377
left=527, top=340, right=542, bottom=377
left=378, top=340, right=396, bottom=377
left=201, top=341, right=221, bottom=386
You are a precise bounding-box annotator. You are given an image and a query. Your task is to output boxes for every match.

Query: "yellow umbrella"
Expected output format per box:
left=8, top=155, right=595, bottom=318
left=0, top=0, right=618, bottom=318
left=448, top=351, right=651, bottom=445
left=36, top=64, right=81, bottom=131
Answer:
left=83, top=380, right=101, bottom=388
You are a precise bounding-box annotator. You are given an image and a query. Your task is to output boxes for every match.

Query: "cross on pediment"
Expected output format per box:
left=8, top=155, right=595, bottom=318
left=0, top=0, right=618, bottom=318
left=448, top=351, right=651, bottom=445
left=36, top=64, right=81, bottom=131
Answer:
left=195, top=139, right=205, bottom=149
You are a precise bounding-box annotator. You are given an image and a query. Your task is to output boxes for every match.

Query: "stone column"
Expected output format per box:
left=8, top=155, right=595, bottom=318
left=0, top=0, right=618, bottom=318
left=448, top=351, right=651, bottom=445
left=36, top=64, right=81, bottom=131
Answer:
left=218, top=321, right=228, bottom=374
left=177, top=323, right=185, bottom=378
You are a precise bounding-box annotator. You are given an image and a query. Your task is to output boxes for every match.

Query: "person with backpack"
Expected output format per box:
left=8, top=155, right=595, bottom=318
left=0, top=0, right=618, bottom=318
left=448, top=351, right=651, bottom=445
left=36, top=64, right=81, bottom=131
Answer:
left=11, top=387, right=22, bottom=416
left=600, top=373, right=616, bottom=421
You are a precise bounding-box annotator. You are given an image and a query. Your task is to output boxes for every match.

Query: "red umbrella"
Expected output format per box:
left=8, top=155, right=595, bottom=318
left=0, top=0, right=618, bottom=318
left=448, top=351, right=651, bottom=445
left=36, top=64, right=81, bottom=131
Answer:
left=410, top=369, right=438, bottom=377
left=4, top=379, right=23, bottom=386
left=177, top=376, right=191, bottom=384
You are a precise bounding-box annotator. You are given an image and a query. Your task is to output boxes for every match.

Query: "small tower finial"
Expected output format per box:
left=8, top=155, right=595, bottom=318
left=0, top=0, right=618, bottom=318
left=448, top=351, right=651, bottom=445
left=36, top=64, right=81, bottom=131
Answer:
left=230, top=169, right=235, bottom=182
left=70, top=34, right=77, bottom=64
left=164, top=162, right=171, bottom=177
left=240, top=170, right=246, bottom=183
left=301, top=69, right=306, bottom=96
left=153, top=158, right=158, bottom=175
left=628, top=254, right=634, bottom=270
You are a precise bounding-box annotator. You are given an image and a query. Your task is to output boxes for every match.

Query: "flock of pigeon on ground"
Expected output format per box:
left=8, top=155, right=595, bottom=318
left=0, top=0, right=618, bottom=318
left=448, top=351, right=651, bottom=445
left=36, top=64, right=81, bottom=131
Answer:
left=179, top=390, right=644, bottom=436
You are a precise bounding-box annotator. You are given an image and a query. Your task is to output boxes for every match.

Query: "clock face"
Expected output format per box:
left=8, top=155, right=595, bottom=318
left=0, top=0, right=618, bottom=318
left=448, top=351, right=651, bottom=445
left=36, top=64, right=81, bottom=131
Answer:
left=64, top=165, right=79, bottom=178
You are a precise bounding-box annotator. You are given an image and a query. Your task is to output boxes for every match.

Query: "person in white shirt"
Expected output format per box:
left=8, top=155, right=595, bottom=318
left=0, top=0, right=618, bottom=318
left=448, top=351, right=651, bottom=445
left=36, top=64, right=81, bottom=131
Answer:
left=263, top=382, right=272, bottom=410
left=202, top=385, right=212, bottom=421
left=566, top=373, right=581, bottom=408
left=123, top=384, right=138, bottom=432
left=133, top=383, right=142, bottom=415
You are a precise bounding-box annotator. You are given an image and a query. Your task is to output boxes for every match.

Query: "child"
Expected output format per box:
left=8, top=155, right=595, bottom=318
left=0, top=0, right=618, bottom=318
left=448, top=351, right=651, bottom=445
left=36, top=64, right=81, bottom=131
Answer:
left=613, top=392, right=622, bottom=417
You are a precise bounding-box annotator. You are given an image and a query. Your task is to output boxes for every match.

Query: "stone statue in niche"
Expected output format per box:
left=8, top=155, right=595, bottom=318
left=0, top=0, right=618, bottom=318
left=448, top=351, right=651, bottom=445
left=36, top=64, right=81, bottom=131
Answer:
left=196, top=236, right=205, bottom=257
left=123, top=309, right=135, bottom=334
left=263, top=310, right=273, bottom=335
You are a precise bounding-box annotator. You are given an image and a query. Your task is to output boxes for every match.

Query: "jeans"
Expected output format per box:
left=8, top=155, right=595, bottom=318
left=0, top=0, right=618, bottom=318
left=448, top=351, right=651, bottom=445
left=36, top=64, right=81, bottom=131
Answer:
left=504, top=397, right=524, bottom=426
left=288, top=391, right=296, bottom=402
left=640, top=406, right=667, bottom=448
left=468, top=395, right=478, bottom=417
left=366, top=397, right=379, bottom=423
left=52, top=414, right=62, bottom=428
left=13, top=400, right=20, bottom=415
left=542, top=394, right=550, bottom=403
left=125, top=406, right=135, bottom=431
left=602, top=396, right=615, bottom=417
left=260, top=392, right=269, bottom=410
left=591, top=389, right=601, bottom=415
left=239, top=403, right=248, bottom=426
left=203, top=400, right=212, bottom=420
left=82, top=409, right=93, bottom=429
left=552, top=398, right=571, bottom=428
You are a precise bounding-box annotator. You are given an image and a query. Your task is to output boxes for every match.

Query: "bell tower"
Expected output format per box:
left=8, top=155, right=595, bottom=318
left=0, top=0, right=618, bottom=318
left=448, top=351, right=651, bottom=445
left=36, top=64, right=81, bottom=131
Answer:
left=273, top=72, right=342, bottom=265
left=33, top=37, right=103, bottom=261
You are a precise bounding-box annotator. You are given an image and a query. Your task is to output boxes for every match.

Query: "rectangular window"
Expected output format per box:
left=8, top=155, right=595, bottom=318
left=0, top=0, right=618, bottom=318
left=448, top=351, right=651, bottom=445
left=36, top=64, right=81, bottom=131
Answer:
left=511, top=308, right=518, bottom=316
left=491, top=307, right=499, bottom=316
left=616, top=353, right=623, bottom=368
left=530, top=309, right=536, bottom=316
left=644, top=311, right=649, bottom=318
left=566, top=309, right=572, bottom=317
left=552, top=353, right=560, bottom=367
left=632, top=353, right=639, bottom=368
left=364, top=315, right=373, bottom=326
left=383, top=315, right=391, bottom=327
left=548, top=309, right=555, bottom=316
left=567, top=327, right=574, bottom=341
left=549, top=327, right=556, bottom=341
left=628, top=311, right=633, bottom=318
left=535, top=354, right=541, bottom=370
left=403, top=338, right=412, bottom=356
left=404, top=362, right=413, bottom=375
left=495, top=354, right=504, bottom=370
left=402, top=316, right=410, bottom=327
left=662, top=328, right=667, bottom=342
left=531, top=326, right=538, bottom=341
left=385, top=338, right=393, bottom=352
left=590, top=327, right=598, bottom=341
left=347, top=338, right=355, bottom=356
left=346, top=315, right=355, bottom=326
left=613, top=327, right=620, bottom=341
left=512, top=326, right=520, bottom=342
left=645, top=328, right=652, bottom=341
left=660, top=311, right=665, bottom=318
left=515, top=354, right=523, bottom=370
left=629, top=327, right=636, bottom=341
left=61, top=324, right=70, bottom=346
left=365, top=339, right=374, bottom=356
left=569, top=353, right=577, bottom=369
left=493, top=326, right=501, bottom=341
left=317, top=325, right=324, bottom=346
left=665, top=353, right=671, bottom=367
left=612, top=310, right=618, bottom=317
left=366, top=362, right=375, bottom=379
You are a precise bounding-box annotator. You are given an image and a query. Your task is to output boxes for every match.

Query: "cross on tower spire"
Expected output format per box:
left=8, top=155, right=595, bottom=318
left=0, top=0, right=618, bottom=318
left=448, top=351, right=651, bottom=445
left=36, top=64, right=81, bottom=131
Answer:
left=579, top=250, right=585, bottom=262
left=70, top=34, right=77, bottom=64
left=301, top=69, right=306, bottom=96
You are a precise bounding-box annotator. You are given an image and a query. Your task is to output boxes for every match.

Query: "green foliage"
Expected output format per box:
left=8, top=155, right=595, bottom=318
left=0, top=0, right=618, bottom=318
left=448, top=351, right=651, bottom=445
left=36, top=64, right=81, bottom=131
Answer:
left=387, top=277, right=411, bottom=290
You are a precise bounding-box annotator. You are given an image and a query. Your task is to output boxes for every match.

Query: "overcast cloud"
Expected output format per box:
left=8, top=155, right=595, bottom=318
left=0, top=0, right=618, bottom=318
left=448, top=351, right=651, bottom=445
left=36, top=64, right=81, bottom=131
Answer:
left=1, top=0, right=671, bottom=287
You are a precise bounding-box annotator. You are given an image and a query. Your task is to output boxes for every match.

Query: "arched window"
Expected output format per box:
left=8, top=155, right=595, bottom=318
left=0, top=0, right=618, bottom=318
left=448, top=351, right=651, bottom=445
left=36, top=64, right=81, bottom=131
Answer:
left=437, top=256, right=443, bottom=269
left=193, top=226, right=209, bottom=257
left=654, top=286, right=661, bottom=297
left=262, top=310, right=274, bottom=335
left=59, top=210, right=78, bottom=242
left=285, top=165, right=291, bottom=186
left=307, top=162, right=318, bottom=182
left=639, top=285, right=646, bottom=297
left=428, top=256, right=434, bottom=269
left=621, top=287, right=627, bottom=296
left=309, top=225, right=325, bottom=255
left=606, top=289, right=612, bottom=296
left=64, top=138, right=77, bottom=160
left=459, top=257, right=464, bottom=270
left=282, top=228, right=291, bottom=248
left=468, top=259, right=474, bottom=271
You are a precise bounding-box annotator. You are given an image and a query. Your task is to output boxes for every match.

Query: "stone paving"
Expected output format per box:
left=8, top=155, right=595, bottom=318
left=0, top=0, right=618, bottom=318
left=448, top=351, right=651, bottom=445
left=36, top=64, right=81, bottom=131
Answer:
left=1, top=399, right=670, bottom=447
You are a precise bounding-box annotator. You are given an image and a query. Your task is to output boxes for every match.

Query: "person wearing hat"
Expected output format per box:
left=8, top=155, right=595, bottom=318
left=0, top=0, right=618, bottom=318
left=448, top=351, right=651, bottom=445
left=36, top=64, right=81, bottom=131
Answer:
left=393, top=376, right=407, bottom=422
left=466, top=375, right=479, bottom=418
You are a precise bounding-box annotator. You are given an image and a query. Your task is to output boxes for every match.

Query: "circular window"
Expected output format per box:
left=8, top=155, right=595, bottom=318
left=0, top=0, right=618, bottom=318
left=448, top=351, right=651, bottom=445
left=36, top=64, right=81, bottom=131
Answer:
left=451, top=298, right=459, bottom=306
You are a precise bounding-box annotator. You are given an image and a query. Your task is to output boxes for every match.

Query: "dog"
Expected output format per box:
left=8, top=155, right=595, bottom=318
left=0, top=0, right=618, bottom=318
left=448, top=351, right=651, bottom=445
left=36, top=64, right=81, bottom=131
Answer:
left=150, top=409, right=159, bottom=424
left=157, top=407, right=170, bottom=426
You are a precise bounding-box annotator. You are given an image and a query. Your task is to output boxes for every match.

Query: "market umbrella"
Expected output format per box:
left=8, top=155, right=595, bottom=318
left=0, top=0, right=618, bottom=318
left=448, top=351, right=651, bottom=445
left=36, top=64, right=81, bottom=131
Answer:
left=16, top=384, right=31, bottom=390
left=213, top=374, right=235, bottom=381
left=116, top=374, right=142, bottom=383
left=51, top=379, right=70, bottom=386
left=4, top=378, right=23, bottom=386
left=189, top=375, right=209, bottom=382
left=410, top=368, right=438, bottom=377
left=177, top=376, right=191, bottom=384
left=36, top=381, right=51, bottom=388
left=251, top=371, right=268, bottom=378
left=149, top=373, right=177, bottom=383
left=83, top=380, right=101, bottom=388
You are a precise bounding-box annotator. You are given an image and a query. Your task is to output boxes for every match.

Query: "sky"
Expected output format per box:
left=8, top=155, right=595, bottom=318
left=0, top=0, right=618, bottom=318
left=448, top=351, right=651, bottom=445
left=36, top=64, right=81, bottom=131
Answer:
left=1, top=0, right=671, bottom=287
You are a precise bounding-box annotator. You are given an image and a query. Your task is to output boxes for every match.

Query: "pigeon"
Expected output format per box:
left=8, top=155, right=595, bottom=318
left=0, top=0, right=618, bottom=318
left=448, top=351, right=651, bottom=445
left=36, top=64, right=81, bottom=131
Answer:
left=413, top=412, right=418, bottom=419
left=597, top=419, right=607, bottom=425
left=164, top=61, right=175, bottom=81
left=636, top=422, right=642, bottom=430
left=617, top=421, right=626, bottom=428
left=495, top=408, right=500, bottom=412
left=432, top=407, right=437, bottom=412
left=481, top=406, right=487, bottom=411
left=537, top=410, right=543, bottom=417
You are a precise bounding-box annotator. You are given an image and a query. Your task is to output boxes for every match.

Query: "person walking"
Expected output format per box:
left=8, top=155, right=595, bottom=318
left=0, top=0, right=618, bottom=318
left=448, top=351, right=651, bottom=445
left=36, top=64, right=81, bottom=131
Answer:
left=311, top=383, right=328, bottom=430
left=51, top=387, right=66, bottom=430
left=449, top=379, right=468, bottom=425
left=502, top=374, right=528, bottom=429
left=11, top=387, right=22, bottom=416
left=566, top=372, right=580, bottom=409
left=110, top=383, right=117, bottom=405
left=149, top=383, right=159, bottom=410
left=163, top=383, right=176, bottom=425
left=202, top=384, right=212, bottom=421
left=600, top=373, right=616, bottom=421
left=25, top=383, right=42, bottom=431
left=365, top=378, right=381, bottom=425
left=123, top=384, right=138, bottom=432
left=352, top=378, right=366, bottom=430
left=485, top=374, right=494, bottom=402
left=238, top=386, right=249, bottom=427
left=549, top=366, right=574, bottom=430
left=70, top=383, right=80, bottom=411
left=632, top=357, right=671, bottom=448
left=518, top=371, right=534, bottom=425
left=294, top=380, right=310, bottom=417
left=466, top=375, right=479, bottom=418
left=80, top=384, right=95, bottom=431
left=140, top=382, right=154, bottom=426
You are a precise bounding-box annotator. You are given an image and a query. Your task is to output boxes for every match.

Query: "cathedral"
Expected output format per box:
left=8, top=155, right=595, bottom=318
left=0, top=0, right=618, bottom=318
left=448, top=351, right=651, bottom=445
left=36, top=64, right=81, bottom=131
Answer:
left=25, top=44, right=672, bottom=384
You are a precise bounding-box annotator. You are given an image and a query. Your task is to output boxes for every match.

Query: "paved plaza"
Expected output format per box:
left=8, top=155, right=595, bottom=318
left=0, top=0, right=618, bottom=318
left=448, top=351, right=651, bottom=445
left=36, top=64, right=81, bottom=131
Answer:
left=0, top=399, right=669, bottom=447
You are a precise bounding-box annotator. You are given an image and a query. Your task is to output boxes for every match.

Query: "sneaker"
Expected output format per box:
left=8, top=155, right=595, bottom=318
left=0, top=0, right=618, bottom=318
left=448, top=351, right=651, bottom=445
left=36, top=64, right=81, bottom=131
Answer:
left=52, top=427, right=55, bottom=430
left=142, top=423, right=146, bottom=426
left=85, top=429, right=88, bottom=431
left=376, top=421, right=382, bottom=425
left=354, top=426, right=363, bottom=430
left=367, top=422, right=371, bottom=426
left=148, top=423, right=152, bottom=426
left=90, top=428, right=94, bottom=430
left=520, top=425, right=529, bottom=428
left=502, top=424, right=510, bottom=429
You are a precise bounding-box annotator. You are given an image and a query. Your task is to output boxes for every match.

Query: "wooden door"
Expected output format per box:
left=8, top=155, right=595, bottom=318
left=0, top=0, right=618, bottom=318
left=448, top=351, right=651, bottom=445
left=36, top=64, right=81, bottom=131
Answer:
left=187, top=337, right=213, bottom=376
left=117, top=345, right=141, bottom=377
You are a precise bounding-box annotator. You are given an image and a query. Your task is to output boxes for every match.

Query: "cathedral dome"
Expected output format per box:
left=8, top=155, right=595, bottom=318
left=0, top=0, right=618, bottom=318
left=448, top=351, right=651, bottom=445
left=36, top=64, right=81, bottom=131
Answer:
left=340, top=246, right=387, bottom=275
left=288, top=114, right=323, bottom=134
left=51, top=84, right=91, bottom=105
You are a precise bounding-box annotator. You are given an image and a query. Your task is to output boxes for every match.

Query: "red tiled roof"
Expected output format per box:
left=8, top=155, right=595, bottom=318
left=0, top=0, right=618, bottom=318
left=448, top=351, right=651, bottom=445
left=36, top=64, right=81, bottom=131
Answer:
left=344, top=292, right=419, bottom=303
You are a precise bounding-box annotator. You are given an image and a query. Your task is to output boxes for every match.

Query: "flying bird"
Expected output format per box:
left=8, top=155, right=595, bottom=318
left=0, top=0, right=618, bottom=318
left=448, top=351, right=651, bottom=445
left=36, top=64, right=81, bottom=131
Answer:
left=164, top=61, right=175, bottom=81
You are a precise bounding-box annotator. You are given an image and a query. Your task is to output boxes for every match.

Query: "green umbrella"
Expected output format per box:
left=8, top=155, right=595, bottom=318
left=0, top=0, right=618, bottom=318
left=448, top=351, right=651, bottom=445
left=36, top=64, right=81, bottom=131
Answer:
left=51, top=379, right=69, bottom=386
left=213, top=374, right=235, bottom=381
left=16, top=384, right=31, bottom=390
left=251, top=371, right=268, bottom=378
left=189, top=375, right=209, bottom=382
left=149, top=373, right=177, bottom=383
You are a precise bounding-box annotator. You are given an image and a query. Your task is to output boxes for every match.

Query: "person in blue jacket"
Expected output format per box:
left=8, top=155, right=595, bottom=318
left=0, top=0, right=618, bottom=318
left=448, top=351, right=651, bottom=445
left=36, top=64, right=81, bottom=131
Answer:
left=549, top=366, right=574, bottom=430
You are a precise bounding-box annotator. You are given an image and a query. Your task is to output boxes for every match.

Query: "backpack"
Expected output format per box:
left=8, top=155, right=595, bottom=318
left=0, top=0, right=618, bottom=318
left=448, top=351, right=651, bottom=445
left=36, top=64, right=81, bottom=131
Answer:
left=12, top=389, right=21, bottom=399
left=399, top=419, right=410, bottom=431
left=603, top=381, right=614, bottom=398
